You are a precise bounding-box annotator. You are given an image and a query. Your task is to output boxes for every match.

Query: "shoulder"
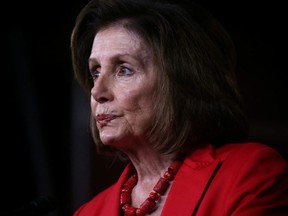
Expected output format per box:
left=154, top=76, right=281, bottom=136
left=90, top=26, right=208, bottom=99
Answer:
left=213, top=142, right=288, bottom=214
left=184, top=142, right=287, bottom=170
left=73, top=163, right=132, bottom=216
left=73, top=185, right=115, bottom=216
left=214, top=142, right=288, bottom=183
left=216, top=142, right=287, bottom=164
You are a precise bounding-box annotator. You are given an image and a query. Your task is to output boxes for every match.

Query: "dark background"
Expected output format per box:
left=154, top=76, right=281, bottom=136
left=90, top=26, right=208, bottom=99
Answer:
left=2, top=1, right=287, bottom=215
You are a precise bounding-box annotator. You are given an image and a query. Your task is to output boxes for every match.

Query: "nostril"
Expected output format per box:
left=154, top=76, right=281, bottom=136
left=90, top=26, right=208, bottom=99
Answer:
left=96, top=96, right=109, bottom=103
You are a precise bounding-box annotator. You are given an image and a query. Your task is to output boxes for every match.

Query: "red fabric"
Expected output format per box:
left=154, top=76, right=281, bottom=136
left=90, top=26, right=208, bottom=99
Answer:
left=73, top=142, right=288, bottom=216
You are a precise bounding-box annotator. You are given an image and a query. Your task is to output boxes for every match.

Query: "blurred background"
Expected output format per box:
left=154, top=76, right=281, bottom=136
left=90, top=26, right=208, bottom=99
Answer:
left=2, top=1, right=287, bottom=215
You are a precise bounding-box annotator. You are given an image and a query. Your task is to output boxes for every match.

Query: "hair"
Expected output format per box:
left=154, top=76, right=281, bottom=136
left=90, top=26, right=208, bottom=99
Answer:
left=70, top=0, right=249, bottom=157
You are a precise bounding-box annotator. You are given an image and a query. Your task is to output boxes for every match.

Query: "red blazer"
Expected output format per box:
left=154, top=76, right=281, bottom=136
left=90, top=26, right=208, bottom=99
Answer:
left=74, top=142, right=288, bottom=215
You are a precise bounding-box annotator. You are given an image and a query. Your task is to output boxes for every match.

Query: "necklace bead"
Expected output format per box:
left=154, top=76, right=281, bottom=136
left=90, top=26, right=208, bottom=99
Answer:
left=120, top=159, right=182, bottom=216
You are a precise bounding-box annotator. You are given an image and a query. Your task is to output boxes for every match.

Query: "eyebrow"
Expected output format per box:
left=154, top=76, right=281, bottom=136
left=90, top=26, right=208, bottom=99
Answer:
left=88, top=53, right=141, bottom=65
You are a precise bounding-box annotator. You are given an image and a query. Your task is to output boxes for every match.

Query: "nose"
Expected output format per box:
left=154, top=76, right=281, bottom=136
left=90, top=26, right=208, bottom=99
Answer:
left=91, top=74, right=113, bottom=103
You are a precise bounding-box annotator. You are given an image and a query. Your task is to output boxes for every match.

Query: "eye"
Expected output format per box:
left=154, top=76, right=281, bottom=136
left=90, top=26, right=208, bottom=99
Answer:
left=90, top=69, right=100, bottom=80
left=117, top=66, right=133, bottom=77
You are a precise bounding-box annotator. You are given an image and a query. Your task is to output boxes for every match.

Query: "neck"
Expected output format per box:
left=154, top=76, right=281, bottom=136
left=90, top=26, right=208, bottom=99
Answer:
left=128, top=150, right=177, bottom=182
left=120, top=154, right=183, bottom=216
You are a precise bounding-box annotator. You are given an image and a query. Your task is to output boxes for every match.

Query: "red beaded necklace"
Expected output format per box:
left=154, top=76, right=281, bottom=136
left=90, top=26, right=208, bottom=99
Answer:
left=120, top=159, right=182, bottom=216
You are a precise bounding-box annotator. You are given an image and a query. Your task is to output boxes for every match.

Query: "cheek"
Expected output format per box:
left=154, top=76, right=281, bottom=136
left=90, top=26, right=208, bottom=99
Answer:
left=119, top=89, right=153, bottom=112
left=119, top=89, right=155, bottom=132
left=90, top=96, right=97, bottom=113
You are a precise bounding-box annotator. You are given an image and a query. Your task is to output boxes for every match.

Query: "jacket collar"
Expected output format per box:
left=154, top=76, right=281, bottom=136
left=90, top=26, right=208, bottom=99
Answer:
left=104, top=144, right=221, bottom=216
left=161, top=144, right=222, bottom=215
left=101, top=163, right=134, bottom=215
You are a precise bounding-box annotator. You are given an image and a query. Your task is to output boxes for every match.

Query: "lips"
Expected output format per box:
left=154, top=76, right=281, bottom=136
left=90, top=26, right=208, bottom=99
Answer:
left=96, top=114, right=116, bottom=125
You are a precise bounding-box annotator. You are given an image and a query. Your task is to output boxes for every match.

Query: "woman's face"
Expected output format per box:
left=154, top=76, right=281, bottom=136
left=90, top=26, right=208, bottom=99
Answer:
left=89, top=24, right=157, bottom=150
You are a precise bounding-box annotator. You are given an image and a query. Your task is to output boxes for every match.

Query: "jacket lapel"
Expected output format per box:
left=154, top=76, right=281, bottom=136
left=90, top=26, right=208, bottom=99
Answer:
left=101, top=163, right=133, bottom=215
left=161, top=144, right=222, bottom=216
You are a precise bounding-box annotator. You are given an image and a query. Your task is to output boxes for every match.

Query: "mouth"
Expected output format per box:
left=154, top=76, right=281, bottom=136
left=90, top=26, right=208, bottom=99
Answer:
left=96, top=114, right=117, bottom=126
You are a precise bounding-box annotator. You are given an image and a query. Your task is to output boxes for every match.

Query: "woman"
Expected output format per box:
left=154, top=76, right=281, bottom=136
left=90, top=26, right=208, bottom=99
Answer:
left=70, top=0, right=288, bottom=215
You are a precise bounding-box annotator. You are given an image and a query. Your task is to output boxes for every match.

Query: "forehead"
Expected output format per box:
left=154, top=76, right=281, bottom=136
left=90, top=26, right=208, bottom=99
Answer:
left=94, top=23, right=144, bottom=48
left=91, top=24, right=153, bottom=64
